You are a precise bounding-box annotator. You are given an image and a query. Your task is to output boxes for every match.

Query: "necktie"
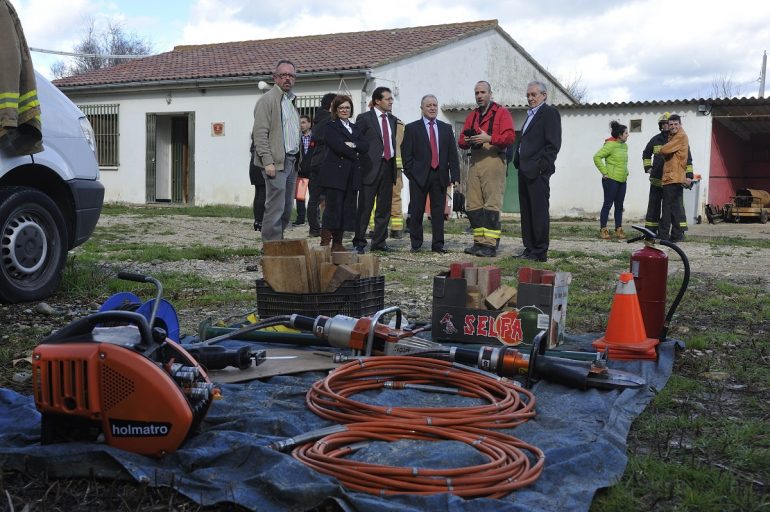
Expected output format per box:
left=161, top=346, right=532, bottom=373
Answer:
left=381, top=113, right=392, bottom=160
left=429, top=120, right=438, bottom=169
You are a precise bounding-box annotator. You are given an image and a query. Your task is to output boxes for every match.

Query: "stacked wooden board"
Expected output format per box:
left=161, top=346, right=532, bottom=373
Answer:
left=261, top=240, right=379, bottom=293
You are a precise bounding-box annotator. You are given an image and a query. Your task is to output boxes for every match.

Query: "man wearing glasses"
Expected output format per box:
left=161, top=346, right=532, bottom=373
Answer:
left=513, top=81, right=562, bottom=262
left=252, top=60, right=301, bottom=241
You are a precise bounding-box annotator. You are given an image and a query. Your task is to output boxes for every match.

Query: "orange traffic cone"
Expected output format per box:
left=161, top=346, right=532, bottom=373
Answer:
left=593, top=272, right=659, bottom=361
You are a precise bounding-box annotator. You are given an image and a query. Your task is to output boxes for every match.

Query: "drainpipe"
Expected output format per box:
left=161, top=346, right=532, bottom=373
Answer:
left=361, top=69, right=373, bottom=112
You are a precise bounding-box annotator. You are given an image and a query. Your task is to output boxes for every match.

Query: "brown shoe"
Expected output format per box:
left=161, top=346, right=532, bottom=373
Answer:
left=320, top=229, right=332, bottom=246
left=599, top=227, right=611, bottom=240
left=615, top=227, right=626, bottom=239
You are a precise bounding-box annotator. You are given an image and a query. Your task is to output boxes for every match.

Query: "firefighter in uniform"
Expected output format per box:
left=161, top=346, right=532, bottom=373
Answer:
left=458, top=81, right=515, bottom=257
left=642, top=112, right=694, bottom=234
left=659, top=114, right=693, bottom=241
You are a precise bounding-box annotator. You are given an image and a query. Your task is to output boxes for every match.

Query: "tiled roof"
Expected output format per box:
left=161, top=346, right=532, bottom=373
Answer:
left=54, top=20, right=498, bottom=88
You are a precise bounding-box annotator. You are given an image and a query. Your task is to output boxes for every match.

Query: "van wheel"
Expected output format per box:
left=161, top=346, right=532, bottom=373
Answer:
left=0, top=187, right=68, bottom=303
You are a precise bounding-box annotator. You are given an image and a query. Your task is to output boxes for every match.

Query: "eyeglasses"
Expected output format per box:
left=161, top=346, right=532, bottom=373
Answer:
left=274, top=73, right=296, bottom=79
left=526, top=92, right=544, bottom=98
left=337, top=106, right=351, bottom=110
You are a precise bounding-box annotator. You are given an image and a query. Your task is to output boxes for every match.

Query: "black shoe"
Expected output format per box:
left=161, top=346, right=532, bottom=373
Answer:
left=513, top=249, right=531, bottom=258
left=253, top=222, right=262, bottom=232
left=390, top=230, right=404, bottom=239
left=432, top=247, right=449, bottom=254
left=464, top=244, right=480, bottom=255
left=367, top=230, right=374, bottom=238
left=371, top=244, right=392, bottom=252
left=522, top=253, right=547, bottom=262
left=410, top=247, right=421, bottom=253
left=354, top=246, right=366, bottom=255
left=309, top=229, right=321, bottom=237
left=292, top=220, right=305, bottom=226
left=476, top=246, right=496, bottom=258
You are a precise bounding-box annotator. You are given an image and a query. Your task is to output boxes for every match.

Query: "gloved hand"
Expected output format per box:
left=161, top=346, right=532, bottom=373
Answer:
left=643, top=165, right=651, bottom=173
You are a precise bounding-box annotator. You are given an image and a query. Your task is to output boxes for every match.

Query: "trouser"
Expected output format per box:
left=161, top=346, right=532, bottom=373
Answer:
left=307, top=173, right=323, bottom=233
left=253, top=185, right=266, bottom=227
left=518, top=172, right=551, bottom=259
left=261, top=154, right=297, bottom=241
left=355, top=160, right=393, bottom=249
left=408, top=169, right=447, bottom=251
left=644, top=184, right=663, bottom=231
left=295, top=196, right=306, bottom=223
left=599, top=178, right=627, bottom=228
left=465, top=150, right=505, bottom=248
left=660, top=184, right=687, bottom=241
left=368, top=170, right=404, bottom=232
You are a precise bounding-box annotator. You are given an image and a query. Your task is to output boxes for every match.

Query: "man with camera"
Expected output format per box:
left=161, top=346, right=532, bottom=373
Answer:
left=457, top=81, right=515, bottom=257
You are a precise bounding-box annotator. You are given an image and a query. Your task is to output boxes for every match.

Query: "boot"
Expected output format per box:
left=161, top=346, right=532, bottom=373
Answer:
left=331, top=230, right=346, bottom=252
left=614, top=227, right=626, bottom=239
left=599, top=227, right=610, bottom=240
left=320, top=229, right=332, bottom=247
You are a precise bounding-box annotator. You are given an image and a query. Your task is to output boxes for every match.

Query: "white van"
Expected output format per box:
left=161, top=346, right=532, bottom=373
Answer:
left=0, top=71, right=104, bottom=302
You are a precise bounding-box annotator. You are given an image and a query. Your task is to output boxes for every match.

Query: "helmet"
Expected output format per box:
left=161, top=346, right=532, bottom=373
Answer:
left=658, top=112, right=671, bottom=123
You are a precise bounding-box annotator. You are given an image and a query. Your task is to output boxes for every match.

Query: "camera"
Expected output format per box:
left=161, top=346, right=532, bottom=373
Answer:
left=463, top=128, right=483, bottom=149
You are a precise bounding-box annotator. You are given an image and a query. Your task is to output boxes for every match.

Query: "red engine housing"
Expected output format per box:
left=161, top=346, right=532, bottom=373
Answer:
left=630, top=245, right=668, bottom=339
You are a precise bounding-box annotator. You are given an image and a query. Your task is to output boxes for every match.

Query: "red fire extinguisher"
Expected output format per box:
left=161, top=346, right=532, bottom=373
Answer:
left=627, top=226, right=690, bottom=343
left=630, top=244, right=667, bottom=339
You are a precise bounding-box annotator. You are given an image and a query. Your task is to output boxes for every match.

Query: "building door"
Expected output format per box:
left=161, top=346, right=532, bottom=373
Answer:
left=502, top=134, right=521, bottom=213
left=146, top=113, right=195, bottom=204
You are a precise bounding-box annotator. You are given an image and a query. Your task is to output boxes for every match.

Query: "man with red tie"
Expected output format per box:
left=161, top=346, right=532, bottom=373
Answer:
left=402, top=95, right=461, bottom=253
left=353, top=87, right=399, bottom=253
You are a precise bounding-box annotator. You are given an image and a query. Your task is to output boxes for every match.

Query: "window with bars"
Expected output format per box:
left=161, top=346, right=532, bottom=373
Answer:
left=295, top=95, right=323, bottom=123
left=78, top=104, right=119, bottom=167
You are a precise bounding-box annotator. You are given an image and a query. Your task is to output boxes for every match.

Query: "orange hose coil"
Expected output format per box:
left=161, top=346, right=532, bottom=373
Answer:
left=296, top=356, right=544, bottom=498
left=306, top=356, right=536, bottom=428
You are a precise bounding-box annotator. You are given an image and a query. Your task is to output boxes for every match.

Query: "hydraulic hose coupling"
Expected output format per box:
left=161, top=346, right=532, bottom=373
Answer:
left=269, top=424, right=348, bottom=452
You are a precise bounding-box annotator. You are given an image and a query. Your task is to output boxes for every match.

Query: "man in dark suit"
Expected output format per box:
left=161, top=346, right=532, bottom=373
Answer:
left=353, top=87, right=398, bottom=253
left=513, top=81, right=562, bottom=262
left=401, top=94, right=460, bottom=253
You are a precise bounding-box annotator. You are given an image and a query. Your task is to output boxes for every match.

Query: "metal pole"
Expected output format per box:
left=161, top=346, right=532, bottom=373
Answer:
left=760, top=51, right=767, bottom=99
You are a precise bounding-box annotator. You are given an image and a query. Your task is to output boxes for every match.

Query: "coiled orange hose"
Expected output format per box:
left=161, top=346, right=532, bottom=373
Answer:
left=306, top=356, right=536, bottom=428
left=294, top=356, right=544, bottom=498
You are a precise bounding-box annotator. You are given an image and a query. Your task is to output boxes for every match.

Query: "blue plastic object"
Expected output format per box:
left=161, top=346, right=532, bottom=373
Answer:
left=136, top=299, right=180, bottom=342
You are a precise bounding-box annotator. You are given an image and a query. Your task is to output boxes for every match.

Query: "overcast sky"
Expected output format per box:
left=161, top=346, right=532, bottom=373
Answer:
left=13, top=0, right=770, bottom=102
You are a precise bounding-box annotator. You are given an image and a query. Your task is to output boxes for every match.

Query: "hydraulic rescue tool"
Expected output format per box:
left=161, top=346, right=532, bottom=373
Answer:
left=32, top=272, right=219, bottom=457
left=288, top=309, right=645, bottom=390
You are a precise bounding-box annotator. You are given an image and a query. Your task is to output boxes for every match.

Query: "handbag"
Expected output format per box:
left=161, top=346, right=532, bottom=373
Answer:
left=295, top=177, right=309, bottom=201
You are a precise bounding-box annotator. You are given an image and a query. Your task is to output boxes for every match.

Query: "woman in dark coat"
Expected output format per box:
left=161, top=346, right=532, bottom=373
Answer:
left=318, top=95, right=368, bottom=251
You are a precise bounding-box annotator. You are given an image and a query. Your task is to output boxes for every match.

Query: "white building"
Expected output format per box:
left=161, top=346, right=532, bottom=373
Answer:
left=56, top=20, right=770, bottom=223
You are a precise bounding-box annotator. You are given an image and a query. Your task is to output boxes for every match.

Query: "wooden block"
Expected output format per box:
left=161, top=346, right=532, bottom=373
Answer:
left=263, top=239, right=315, bottom=292
left=463, top=267, right=478, bottom=286
left=261, top=256, right=309, bottom=293
left=450, top=261, right=473, bottom=279
left=262, top=239, right=309, bottom=257
left=357, top=253, right=378, bottom=278
left=477, top=266, right=502, bottom=298
left=485, top=284, right=517, bottom=310
left=348, top=263, right=365, bottom=277
left=324, top=264, right=361, bottom=292
left=312, top=247, right=331, bottom=292
left=332, top=251, right=358, bottom=265
left=319, top=262, right=337, bottom=293
left=466, top=285, right=482, bottom=309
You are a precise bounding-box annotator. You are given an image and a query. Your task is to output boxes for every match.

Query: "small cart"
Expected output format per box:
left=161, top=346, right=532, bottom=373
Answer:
left=722, top=188, right=769, bottom=224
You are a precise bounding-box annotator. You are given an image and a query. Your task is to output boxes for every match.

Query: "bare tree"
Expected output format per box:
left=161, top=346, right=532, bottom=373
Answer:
left=560, top=72, right=589, bottom=103
left=709, top=73, right=743, bottom=99
left=51, top=18, right=153, bottom=78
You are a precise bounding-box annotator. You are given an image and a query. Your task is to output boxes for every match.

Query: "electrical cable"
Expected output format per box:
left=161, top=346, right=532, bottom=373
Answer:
left=293, top=356, right=544, bottom=497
